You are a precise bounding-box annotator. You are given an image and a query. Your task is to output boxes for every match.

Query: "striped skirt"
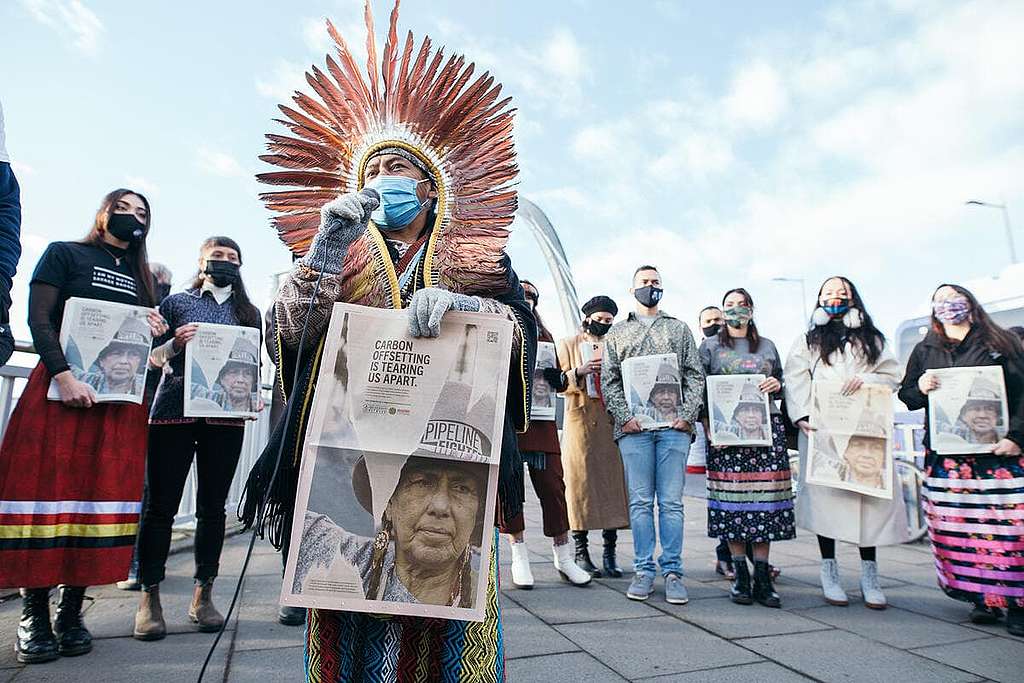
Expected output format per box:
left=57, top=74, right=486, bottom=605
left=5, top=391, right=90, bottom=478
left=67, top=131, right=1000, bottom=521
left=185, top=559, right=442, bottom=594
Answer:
left=924, top=454, right=1024, bottom=609
left=305, top=531, right=503, bottom=682
left=0, top=363, right=148, bottom=589
left=706, top=414, right=796, bottom=543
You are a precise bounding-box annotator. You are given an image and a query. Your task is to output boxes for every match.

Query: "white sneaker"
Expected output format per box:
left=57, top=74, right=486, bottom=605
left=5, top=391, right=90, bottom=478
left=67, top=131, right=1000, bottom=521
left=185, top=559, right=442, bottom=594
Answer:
left=820, top=559, right=849, bottom=606
left=508, top=540, right=534, bottom=589
left=553, top=541, right=592, bottom=586
left=860, top=560, right=887, bottom=610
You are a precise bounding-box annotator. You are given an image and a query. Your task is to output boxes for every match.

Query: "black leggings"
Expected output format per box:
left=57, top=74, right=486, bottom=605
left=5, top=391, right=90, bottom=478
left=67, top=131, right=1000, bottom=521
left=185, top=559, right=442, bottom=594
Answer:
left=137, top=422, right=244, bottom=586
left=817, top=535, right=876, bottom=562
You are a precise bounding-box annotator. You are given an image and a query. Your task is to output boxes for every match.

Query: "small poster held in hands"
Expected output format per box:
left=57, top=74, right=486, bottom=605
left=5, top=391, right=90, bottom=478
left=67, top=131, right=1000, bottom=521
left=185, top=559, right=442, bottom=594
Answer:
left=184, top=323, right=262, bottom=418
left=927, top=366, right=1008, bottom=454
left=531, top=341, right=557, bottom=421
left=706, top=375, right=771, bottom=447
left=622, top=353, right=683, bottom=430
left=579, top=341, right=603, bottom=399
left=47, top=297, right=153, bottom=404
left=807, top=380, right=894, bottom=499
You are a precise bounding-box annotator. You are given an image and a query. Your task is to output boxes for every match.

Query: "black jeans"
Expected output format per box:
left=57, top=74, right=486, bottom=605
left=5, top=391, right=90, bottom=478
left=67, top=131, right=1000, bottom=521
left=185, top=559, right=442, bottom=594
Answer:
left=137, top=422, right=244, bottom=586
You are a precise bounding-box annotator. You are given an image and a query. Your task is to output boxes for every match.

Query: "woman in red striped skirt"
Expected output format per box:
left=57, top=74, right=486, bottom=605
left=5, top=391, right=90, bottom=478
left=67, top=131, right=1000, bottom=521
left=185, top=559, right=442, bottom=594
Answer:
left=900, top=284, right=1024, bottom=637
left=0, top=189, right=167, bottom=664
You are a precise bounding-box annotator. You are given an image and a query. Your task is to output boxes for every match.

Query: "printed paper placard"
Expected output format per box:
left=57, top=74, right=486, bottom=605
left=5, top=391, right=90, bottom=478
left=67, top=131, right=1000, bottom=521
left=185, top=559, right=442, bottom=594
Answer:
left=579, top=341, right=603, bottom=399
left=184, top=323, right=261, bottom=418
left=622, top=353, right=683, bottom=430
left=928, top=366, right=1008, bottom=454
left=807, top=380, right=894, bottom=499
left=283, top=304, right=513, bottom=622
left=706, top=374, right=771, bottom=447
left=531, top=341, right=557, bottom=421
left=46, top=297, right=152, bottom=404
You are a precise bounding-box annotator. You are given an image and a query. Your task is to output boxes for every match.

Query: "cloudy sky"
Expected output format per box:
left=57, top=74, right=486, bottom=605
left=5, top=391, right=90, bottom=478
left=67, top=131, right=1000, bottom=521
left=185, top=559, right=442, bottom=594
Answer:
left=2, top=0, right=1021, bottom=360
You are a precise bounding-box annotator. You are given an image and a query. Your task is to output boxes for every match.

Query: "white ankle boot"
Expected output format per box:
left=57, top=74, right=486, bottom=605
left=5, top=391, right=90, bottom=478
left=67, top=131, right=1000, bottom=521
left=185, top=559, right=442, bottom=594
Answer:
left=860, top=560, right=886, bottom=609
left=820, top=559, right=849, bottom=606
left=508, top=540, right=534, bottom=589
left=553, top=541, right=592, bottom=586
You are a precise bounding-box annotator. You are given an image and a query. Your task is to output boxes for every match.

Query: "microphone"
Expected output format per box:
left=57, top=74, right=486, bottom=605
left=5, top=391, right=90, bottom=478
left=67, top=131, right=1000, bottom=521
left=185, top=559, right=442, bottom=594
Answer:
left=359, top=187, right=381, bottom=212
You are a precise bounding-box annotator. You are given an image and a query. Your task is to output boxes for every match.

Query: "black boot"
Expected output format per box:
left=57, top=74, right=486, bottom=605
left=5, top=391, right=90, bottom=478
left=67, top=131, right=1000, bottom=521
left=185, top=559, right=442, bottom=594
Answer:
left=730, top=559, right=753, bottom=605
left=753, top=560, right=781, bottom=608
left=602, top=529, right=623, bottom=578
left=16, top=588, right=59, bottom=664
left=572, top=531, right=602, bottom=577
left=54, top=585, right=93, bottom=656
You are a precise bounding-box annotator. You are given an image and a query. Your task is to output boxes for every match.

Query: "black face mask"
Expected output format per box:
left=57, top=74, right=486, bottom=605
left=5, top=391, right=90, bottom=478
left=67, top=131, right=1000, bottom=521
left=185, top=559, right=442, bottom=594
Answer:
left=107, top=213, right=146, bottom=243
left=586, top=320, right=612, bottom=337
left=701, top=323, right=721, bottom=338
left=155, top=282, right=172, bottom=303
left=204, top=260, right=240, bottom=287
left=633, top=285, right=663, bottom=308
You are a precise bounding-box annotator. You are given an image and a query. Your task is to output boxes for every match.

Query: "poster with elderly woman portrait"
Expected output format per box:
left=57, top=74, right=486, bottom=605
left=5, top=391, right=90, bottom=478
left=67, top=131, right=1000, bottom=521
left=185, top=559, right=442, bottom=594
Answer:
left=282, top=303, right=511, bottom=621
left=530, top=341, right=557, bottom=421
left=622, top=353, right=683, bottom=430
left=706, top=374, right=771, bottom=447
left=807, top=380, right=894, bottom=499
left=184, top=323, right=262, bottom=418
left=46, top=297, right=153, bottom=404
left=927, top=366, right=1009, bottom=455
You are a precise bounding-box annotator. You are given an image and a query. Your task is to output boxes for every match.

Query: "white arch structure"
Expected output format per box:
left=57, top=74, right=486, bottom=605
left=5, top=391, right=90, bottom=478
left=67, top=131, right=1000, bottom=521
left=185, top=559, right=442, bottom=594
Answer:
left=514, top=197, right=581, bottom=333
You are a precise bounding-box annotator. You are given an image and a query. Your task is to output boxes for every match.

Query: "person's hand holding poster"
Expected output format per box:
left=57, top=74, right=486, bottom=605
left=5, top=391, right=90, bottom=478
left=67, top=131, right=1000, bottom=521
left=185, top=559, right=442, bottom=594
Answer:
left=46, top=297, right=153, bottom=404
left=927, top=366, right=1009, bottom=454
left=807, top=380, right=893, bottom=498
left=184, top=323, right=262, bottom=418
left=531, top=341, right=557, bottom=421
left=283, top=303, right=512, bottom=622
left=706, top=374, right=771, bottom=447
left=622, top=353, right=683, bottom=430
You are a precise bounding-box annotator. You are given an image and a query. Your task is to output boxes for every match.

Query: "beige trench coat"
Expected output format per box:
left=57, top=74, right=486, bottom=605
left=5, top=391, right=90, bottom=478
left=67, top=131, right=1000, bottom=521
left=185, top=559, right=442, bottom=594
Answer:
left=556, top=332, right=630, bottom=531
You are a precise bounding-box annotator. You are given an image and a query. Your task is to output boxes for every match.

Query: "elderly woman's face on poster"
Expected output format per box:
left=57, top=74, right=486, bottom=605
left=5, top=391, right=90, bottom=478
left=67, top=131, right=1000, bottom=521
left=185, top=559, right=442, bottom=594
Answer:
left=386, top=462, right=481, bottom=571
left=963, top=403, right=999, bottom=439
left=222, top=367, right=255, bottom=404
left=651, top=386, right=679, bottom=414
left=736, top=404, right=764, bottom=432
left=843, top=436, right=885, bottom=483
left=99, top=348, right=143, bottom=384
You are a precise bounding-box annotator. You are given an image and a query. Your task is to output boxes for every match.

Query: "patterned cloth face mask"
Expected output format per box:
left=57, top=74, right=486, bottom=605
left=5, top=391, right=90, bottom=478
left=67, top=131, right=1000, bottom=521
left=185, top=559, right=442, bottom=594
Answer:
left=821, top=298, right=850, bottom=317
left=723, top=305, right=752, bottom=328
left=933, top=297, right=971, bottom=324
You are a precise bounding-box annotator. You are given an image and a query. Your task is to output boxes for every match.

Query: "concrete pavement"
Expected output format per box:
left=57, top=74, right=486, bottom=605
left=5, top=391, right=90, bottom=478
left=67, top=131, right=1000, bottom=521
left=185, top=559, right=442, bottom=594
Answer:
left=3, top=474, right=1024, bottom=681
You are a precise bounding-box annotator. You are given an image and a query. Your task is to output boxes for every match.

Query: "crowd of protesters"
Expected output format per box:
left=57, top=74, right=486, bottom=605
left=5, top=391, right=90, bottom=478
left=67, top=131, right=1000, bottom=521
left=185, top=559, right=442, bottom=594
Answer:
left=0, top=110, right=1022, bottom=675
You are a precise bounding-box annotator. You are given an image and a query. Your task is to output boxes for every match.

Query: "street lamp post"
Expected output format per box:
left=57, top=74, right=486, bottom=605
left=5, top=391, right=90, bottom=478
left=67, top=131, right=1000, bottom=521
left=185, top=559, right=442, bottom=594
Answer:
left=965, top=200, right=1017, bottom=265
left=771, top=276, right=808, bottom=323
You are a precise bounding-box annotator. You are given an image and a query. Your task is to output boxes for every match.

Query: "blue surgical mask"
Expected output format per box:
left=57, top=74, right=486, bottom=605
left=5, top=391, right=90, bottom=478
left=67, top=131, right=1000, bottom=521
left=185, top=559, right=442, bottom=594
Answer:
left=365, top=175, right=430, bottom=231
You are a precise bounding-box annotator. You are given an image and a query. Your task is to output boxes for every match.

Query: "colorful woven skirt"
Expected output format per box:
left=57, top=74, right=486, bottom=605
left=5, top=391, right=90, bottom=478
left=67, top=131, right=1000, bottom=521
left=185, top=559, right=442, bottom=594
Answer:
left=706, top=414, right=796, bottom=543
left=924, top=453, right=1024, bottom=609
left=305, top=531, right=503, bottom=682
left=0, top=363, right=148, bottom=589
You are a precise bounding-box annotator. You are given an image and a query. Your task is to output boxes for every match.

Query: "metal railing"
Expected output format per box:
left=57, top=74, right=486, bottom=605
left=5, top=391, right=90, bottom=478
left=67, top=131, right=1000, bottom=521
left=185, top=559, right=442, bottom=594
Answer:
left=0, top=342, right=273, bottom=529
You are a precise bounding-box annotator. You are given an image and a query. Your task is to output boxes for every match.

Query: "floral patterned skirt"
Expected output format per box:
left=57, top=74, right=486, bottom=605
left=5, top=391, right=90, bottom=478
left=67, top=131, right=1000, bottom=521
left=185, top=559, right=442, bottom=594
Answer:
left=924, top=453, right=1024, bottom=609
left=706, top=414, right=795, bottom=543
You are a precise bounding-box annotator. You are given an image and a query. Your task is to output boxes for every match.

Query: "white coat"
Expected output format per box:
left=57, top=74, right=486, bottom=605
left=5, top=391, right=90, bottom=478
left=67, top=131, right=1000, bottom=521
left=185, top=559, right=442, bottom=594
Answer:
left=784, top=335, right=909, bottom=546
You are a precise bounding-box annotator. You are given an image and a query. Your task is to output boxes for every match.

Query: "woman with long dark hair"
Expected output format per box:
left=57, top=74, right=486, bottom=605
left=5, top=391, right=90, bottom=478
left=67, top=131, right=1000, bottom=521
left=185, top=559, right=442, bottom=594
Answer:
left=133, top=236, right=263, bottom=641
left=784, top=276, right=906, bottom=609
left=899, top=284, right=1024, bottom=635
left=0, top=189, right=167, bottom=664
left=500, top=280, right=593, bottom=588
left=700, top=288, right=792, bottom=607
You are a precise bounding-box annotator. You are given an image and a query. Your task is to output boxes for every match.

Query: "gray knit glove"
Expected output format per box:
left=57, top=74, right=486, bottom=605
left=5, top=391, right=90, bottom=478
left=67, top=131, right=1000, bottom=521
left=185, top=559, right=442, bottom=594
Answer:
left=408, top=287, right=481, bottom=338
left=299, top=191, right=379, bottom=274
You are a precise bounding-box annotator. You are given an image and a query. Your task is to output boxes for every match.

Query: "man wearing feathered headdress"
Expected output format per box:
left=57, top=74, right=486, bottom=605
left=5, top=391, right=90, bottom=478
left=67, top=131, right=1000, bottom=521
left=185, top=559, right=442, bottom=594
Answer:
left=239, top=2, right=535, bottom=679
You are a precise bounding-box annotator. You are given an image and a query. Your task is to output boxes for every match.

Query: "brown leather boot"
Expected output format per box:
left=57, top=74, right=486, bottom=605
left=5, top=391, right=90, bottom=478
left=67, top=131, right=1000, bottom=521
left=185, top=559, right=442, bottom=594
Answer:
left=133, top=586, right=167, bottom=641
left=188, top=580, right=224, bottom=633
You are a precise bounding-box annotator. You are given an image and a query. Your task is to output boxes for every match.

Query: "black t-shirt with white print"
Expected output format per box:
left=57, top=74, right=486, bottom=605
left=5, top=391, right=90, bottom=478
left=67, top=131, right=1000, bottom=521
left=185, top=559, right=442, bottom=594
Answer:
left=30, top=241, right=143, bottom=375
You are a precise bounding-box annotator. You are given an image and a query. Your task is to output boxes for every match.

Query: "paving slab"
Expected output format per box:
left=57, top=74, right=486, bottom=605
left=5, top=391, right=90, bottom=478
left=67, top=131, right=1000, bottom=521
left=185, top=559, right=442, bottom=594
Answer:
left=505, top=651, right=626, bottom=682
left=912, top=635, right=1024, bottom=683
left=502, top=605, right=580, bottom=660
left=635, top=660, right=815, bottom=681
left=673, top=594, right=833, bottom=639
left=502, top=564, right=661, bottom=624
left=227, top=645, right=304, bottom=682
left=737, top=629, right=981, bottom=682
left=884, top=583, right=978, bottom=624
left=796, top=604, right=989, bottom=649
left=555, top=615, right=762, bottom=679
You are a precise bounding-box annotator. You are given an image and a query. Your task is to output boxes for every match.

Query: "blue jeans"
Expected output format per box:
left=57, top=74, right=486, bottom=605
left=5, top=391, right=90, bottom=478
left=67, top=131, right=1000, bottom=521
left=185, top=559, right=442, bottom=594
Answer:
left=618, top=429, right=689, bottom=576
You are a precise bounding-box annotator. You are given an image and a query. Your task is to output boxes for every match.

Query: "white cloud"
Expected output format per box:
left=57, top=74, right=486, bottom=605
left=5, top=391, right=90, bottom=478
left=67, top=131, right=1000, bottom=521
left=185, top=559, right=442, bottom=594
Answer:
left=20, top=0, right=104, bottom=55
left=302, top=16, right=334, bottom=54
left=123, top=176, right=159, bottom=199
left=255, top=60, right=308, bottom=102
left=196, top=147, right=247, bottom=178
left=722, top=61, right=788, bottom=130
